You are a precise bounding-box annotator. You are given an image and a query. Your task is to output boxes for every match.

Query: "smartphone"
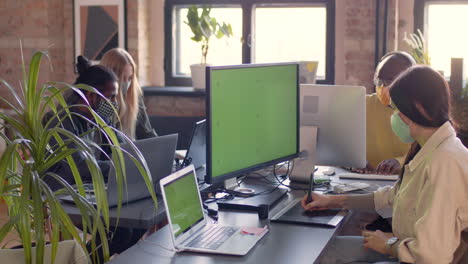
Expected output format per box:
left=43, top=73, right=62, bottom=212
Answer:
left=306, top=173, right=314, bottom=204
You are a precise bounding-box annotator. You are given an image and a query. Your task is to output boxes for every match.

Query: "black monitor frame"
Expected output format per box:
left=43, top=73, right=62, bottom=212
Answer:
left=205, top=63, right=300, bottom=185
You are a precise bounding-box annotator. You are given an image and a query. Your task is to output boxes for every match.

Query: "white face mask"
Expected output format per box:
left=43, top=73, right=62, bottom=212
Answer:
left=121, top=81, right=131, bottom=95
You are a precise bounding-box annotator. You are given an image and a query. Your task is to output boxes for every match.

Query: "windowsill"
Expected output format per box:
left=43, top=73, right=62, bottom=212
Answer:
left=143, top=86, right=206, bottom=97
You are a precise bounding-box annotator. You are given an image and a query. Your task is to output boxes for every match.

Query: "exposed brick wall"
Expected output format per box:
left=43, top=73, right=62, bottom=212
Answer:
left=0, top=0, right=415, bottom=112
left=337, top=0, right=414, bottom=93
left=341, top=0, right=377, bottom=93
left=144, top=96, right=205, bottom=117
left=0, top=0, right=150, bottom=108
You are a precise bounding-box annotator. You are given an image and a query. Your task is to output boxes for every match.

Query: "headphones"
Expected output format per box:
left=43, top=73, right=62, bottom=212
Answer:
left=378, top=51, right=417, bottom=66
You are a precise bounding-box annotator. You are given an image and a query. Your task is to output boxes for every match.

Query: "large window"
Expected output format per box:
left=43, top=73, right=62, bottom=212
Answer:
left=165, top=0, right=334, bottom=86
left=415, top=0, right=468, bottom=78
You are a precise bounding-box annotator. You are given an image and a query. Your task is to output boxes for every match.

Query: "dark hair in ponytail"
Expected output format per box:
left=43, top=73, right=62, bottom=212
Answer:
left=74, top=55, right=117, bottom=93
left=389, top=65, right=452, bottom=178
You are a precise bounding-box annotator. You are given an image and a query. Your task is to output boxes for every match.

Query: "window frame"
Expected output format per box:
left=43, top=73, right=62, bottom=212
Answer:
left=414, top=0, right=468, bottom=79
left=414, top=0, right=468, bottom=34
left=164, top=0, right=335, bottom=86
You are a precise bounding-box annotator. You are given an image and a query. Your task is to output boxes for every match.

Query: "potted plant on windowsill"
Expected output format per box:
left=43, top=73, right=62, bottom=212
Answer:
left=185, top=5, right=233, bottom=89
left=0, top=49, right=156, bottom=263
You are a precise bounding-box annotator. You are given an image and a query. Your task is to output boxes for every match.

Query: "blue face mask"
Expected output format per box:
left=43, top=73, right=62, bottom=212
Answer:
left=391, top=112, right=415, bottom=144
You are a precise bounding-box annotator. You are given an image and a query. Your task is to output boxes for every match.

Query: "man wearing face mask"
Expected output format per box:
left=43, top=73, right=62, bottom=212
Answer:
left=43, top=56, right=120, bottom=190
left=355, top=51, right=416, bottom=175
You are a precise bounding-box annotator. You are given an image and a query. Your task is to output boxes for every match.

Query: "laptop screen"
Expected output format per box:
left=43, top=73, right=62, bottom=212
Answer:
left=163, top=171, right=204, bottom=237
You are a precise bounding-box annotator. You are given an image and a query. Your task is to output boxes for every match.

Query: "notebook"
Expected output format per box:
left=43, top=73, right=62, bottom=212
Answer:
left=60, top=134, right=178, bottom=207
left=160, top=165, right=267, bottom=255
left=271, top=198, right=347, bottom=227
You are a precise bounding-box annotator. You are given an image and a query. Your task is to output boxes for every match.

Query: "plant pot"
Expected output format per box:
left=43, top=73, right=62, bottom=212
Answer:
left=190, top=64, right=208, bottom=90
left=0, top=240, right=88, bottom=264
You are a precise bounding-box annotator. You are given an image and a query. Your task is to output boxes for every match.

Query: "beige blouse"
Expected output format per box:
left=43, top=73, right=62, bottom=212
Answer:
left=346, top=122, right=468, bottom=263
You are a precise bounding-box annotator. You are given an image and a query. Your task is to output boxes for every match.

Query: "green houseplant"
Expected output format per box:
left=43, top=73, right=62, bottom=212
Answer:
left=0, top=49, right=156, bottom=263
left=403, top=29, right=431, bottom=65
left=185, top=5, right=233, bottom=89
left=453, top=83, right=468, bottom=147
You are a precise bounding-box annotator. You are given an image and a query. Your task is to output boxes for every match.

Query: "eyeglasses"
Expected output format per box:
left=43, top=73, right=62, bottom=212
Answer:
left=387, top=103, right=397, bottom=111
left=373, top=78, right=392, bottom=87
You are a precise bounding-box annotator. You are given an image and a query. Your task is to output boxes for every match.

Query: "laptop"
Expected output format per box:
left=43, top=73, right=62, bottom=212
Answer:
left=160, top=165, right=268, bottom=255
left=175, top=119, right=206, bottom=180
left=61, top=134, right=178, bottom=207
left=181, top=119, right=206, bottom=170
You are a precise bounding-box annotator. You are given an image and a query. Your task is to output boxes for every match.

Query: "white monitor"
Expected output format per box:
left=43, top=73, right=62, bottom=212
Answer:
left=296, top=84, right=366, bottom=172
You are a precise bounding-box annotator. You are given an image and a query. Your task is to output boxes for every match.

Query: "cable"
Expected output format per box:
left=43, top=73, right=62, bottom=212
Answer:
left=139, top=240, right=181, bottom=253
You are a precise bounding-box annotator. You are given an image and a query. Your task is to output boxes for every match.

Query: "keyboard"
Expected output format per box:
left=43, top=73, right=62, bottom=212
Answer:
left=339, top=173, right=398, bottom=181
left=185, top=225, right=238, bottom=250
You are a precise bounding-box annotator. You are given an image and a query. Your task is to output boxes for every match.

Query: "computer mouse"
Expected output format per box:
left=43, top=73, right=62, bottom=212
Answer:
left=323, top=167, right=335, bottom=176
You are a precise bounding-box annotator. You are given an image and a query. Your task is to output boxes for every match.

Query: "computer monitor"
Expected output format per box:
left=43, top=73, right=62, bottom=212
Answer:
left=205, top=63, right=299, bottom=185
left=301, top=84, right=366, bottom=167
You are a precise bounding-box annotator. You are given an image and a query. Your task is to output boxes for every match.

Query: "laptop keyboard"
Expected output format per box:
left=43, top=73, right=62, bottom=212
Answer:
left=185, top=225, right=238, bottom=250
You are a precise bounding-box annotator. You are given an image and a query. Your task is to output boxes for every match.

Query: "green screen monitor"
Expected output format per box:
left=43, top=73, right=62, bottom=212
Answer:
left=206, top=63, right=299, bottom=185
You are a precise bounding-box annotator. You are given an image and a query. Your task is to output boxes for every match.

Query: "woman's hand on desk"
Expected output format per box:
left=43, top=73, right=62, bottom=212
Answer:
left=362, top=230, right=394, bottom=255
left=301, top=193, right=345, bottom=211
left=375, top=159, right=401, bottom=175
left=348, top=161, right=375, bottom=174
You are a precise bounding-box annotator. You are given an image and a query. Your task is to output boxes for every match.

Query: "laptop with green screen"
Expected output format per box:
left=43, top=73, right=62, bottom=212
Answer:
left=160, top=165, right=267, bottom=255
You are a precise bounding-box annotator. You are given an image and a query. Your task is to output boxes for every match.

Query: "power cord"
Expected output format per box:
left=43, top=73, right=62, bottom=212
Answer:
left=202, top=203, right=219, bottom=222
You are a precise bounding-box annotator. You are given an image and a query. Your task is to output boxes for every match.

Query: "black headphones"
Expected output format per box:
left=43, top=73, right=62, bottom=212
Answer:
left=378, top=51, right=417, bottom=66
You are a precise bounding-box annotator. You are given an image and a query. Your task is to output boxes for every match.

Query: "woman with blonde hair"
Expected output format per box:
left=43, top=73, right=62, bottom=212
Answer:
left=100, top=48, right=157, bottom=139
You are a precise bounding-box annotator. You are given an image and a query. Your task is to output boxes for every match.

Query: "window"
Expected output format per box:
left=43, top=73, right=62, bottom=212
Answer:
left=165, top=0, right=334, bottom=86
left=253, top=6, right=327, bottom=79
left=415, top=0, right=468, bottom=78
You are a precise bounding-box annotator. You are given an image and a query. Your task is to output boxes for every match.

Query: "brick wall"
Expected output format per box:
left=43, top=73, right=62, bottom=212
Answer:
left=335, top=0, right=414, bottom=93
left=0, top=0, right=414, bottom=111
left=343, top=0, right=376, bottom=92
left=0, top=0, right=151, bottom=107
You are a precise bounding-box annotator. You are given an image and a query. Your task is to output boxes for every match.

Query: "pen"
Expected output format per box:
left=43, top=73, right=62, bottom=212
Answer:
left=306, top=173, right=314, bottom=204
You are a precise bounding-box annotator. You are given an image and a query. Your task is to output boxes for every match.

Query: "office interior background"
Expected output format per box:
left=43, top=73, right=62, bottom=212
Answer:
left=1, top=0, right=465, bottom=142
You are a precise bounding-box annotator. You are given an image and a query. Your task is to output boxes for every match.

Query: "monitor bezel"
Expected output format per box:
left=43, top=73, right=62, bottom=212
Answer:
left=205, top=63, right=300, bottom=185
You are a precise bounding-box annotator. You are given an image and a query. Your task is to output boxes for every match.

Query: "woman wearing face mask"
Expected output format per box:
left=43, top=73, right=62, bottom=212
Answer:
left=302, top=65, right=468, bottom=263
left=44, top=55, right=120, bottom=190
left=45, top=55, right=146, bottom=260
left=100, top=48, right=157, bottom=140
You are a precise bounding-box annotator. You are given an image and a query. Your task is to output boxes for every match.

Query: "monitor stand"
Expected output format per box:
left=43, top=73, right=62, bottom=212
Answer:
left=216, top=176, right=288, bottom=214
left=289, top=126, right=317, bottom=183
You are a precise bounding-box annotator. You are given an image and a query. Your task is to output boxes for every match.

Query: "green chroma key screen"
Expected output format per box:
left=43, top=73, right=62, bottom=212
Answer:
left=164, top=172, right=204, bottom=237
left=209, top=64, right=298, bottom=181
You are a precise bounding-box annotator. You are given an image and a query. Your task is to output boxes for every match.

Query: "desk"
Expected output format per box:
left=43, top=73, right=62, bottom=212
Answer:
left=62, top=196, right=166, bottom=229
left=107, top=190, right=345, bottom=264
left=108, top=168, right=396, bottom=264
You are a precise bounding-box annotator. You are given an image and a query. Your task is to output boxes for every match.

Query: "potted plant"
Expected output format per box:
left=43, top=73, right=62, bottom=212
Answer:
left=453, top=83, right=468, bottom=147
left=403, top=29, right=431, bottom=65
left=0, top=49, right=156, bottom=263
left=185, top=5, right=233, bottom=89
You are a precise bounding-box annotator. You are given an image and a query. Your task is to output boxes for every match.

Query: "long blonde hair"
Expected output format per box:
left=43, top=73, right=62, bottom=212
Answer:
left=100, top=48, right=141, bottom=139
